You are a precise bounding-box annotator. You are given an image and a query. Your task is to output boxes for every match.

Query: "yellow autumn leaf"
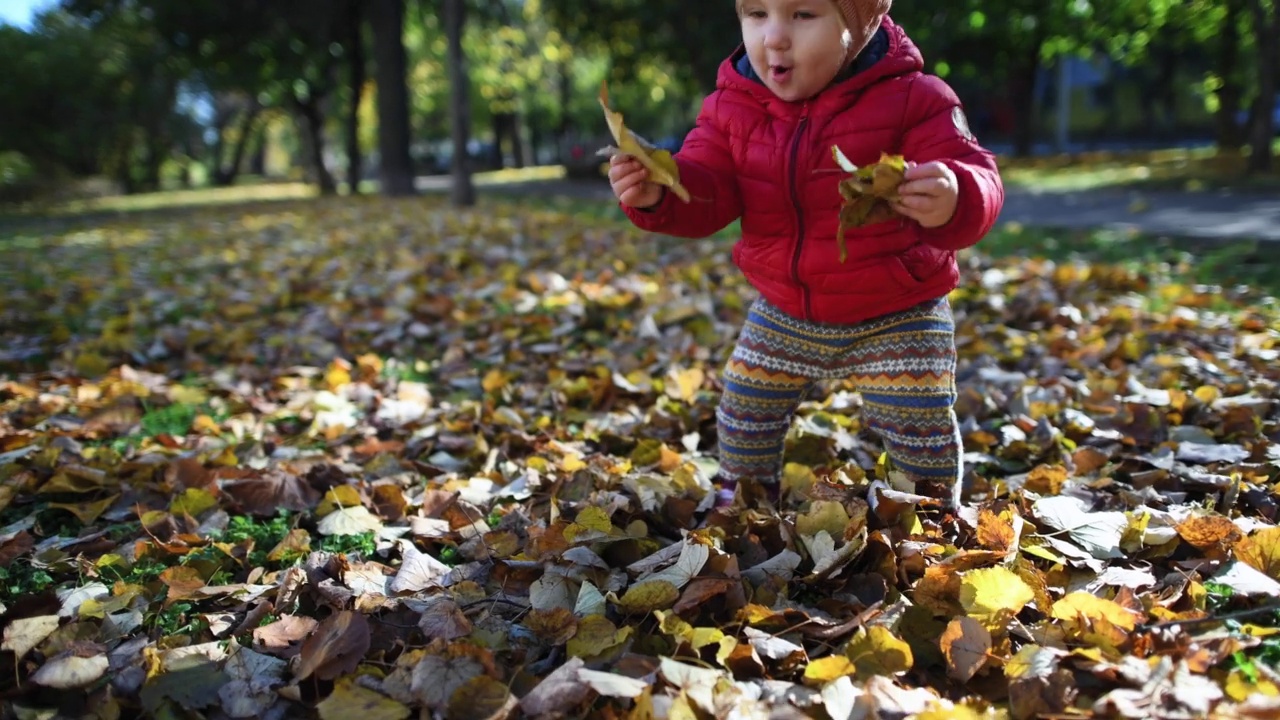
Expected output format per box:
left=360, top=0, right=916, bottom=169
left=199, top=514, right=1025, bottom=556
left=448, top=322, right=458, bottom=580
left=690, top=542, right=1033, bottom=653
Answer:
left=796, top=500, right=851, bottom=540
left=561, top=453, right=588, bottom=473
left=844, top=626, right=913, bottom=679
left=564, top=506, right=616, bottom=543
left=1050, top=591, right=1140, bottom=652
left=600, top=82, right=691, bottom=202
left=324, top=358, right=352, bottom=391
left=169, top=487, right=217, bottom=518
left=481, top=368, right=509, bottom=394
left=959, top=566, right=1035, bottom=629
left=1235, top=526, right=1280, bottom=579
left=49, top=494, right=119, bottom=525
left=1224, top=669, right=1280, bottom=702
left=316, top=676, right=410, bottom=720
left=567, top=615, right=631, bottom=658
left=664, top=366, right=704, bottom=403
left=317, top=485, right=363, bottom=517
left=612, top=580, right=679, bottom=614
left=802, top=655, right=857, bottom=685
left=914, top=703, right=985, bottom=720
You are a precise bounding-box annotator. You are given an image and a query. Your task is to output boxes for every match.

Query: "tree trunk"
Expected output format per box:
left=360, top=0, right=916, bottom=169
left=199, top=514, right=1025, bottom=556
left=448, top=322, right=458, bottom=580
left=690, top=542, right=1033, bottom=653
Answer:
left=214, top=103, right=260, bottom=187
left=511, top=112, right=527, bottom=168
left=345, top=0, right=366, bottom=194
left=557, top=55, right=572, bottom=160
left=1246, top=0, right=1278, bottom=173
left=490, top=113, right=506, bottom=169
left=1010, top=38, right=1044, bottom=157
left=444, top=0, right=475, bottom=206
left=370, top=0, right=416, bottom=196
left=248, top=124, right=267, bottom=177
left=1216, top=0, right=1245, bottom=151
left=295, top=95, right=338, bottom=195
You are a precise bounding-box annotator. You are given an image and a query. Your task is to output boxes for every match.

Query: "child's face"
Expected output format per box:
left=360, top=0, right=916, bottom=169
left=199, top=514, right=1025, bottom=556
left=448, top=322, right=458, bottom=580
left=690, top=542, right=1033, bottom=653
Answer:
left=739, top=0, right=849, bottom=103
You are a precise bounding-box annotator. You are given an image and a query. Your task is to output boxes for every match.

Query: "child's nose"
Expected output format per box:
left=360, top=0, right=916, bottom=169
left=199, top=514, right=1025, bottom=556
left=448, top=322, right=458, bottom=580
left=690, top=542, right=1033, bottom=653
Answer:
left=763, top=20, right=791, bottom=50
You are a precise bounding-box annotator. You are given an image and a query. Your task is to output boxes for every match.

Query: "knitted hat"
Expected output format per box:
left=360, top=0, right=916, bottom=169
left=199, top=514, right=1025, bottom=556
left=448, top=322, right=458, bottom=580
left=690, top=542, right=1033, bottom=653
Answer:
left=832, top=0, right=892, bottom=57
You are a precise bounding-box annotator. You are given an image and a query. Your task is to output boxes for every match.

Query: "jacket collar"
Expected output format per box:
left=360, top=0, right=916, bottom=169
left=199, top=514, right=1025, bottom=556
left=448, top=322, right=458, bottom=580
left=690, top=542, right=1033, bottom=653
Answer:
left=718, top=16, right=923, bottom=117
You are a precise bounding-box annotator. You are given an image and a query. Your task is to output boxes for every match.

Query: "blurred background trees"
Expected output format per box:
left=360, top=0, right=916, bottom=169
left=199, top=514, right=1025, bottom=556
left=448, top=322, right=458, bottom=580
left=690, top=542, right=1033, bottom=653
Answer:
left=0, top=0, right=1276, bottom=204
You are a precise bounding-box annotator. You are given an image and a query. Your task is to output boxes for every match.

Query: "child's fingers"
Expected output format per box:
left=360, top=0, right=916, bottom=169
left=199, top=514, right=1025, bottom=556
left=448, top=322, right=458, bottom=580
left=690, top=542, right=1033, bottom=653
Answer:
left=898, top=177, right=952, bottom=197
left=607, top=160, right=647, bottom=184
left=613, top=169, right=649, bottom=195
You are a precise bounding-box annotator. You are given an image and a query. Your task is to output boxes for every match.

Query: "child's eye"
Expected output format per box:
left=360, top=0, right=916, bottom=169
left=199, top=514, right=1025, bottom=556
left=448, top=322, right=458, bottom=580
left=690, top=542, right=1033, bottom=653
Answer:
left=795, top=11, right=816, bottom=18
left=745, top=9, right=767, bottom=18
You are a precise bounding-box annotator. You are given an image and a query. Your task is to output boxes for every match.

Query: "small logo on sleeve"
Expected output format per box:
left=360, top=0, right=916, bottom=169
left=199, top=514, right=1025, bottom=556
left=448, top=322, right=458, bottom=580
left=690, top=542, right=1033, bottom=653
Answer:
left=952, top=106, right=975, bottom=141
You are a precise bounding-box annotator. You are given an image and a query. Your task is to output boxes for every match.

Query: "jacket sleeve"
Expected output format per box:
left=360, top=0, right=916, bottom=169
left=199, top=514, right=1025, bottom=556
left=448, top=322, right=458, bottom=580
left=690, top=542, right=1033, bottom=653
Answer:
left=622, top=91, right=743, bottom=238
left=900, top=74, right=1004, bottom=251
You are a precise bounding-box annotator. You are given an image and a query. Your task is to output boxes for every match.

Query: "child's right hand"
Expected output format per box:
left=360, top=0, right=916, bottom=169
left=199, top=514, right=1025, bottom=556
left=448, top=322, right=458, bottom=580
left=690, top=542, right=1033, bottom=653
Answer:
left=608, top=155, right=664, bottom=209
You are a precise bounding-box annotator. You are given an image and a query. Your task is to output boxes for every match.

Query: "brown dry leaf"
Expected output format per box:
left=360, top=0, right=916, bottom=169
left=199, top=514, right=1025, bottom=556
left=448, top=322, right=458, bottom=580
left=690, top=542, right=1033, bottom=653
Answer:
left=159, top=566, right=206, bottom=607
left=831, top=148, right=906, bottom=262
left=939, top=616, right=992, bottom=682
left=1024, top=464, right=1068, bottom=495
left=445, top=675, right=517, bottom=720
left=1177, top=513, right=1242, bottom=550
left=253, top=615, right=318, bottom=657
left=294, top=611, right=371, bottom=681
left=519, top=657, right=592, bottom=717
left=913, top=564, right=964, bottom=617
left=418, top=598, right=472, bottom=641
left=223, top=471, right=320, bottom=515
left=523, top=608, right=578, bottom=645
left=976, top=508, right=1016, bottom=553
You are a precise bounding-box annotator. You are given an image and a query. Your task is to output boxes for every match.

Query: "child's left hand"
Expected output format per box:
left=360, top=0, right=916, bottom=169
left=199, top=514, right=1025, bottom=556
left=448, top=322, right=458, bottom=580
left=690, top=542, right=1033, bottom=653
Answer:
left=893, top=161, right=958, bottom=228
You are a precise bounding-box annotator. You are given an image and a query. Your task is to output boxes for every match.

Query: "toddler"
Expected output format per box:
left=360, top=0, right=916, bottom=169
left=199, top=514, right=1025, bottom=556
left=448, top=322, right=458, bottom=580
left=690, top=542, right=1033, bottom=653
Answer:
left=609, top=0, right=1004, bottom=508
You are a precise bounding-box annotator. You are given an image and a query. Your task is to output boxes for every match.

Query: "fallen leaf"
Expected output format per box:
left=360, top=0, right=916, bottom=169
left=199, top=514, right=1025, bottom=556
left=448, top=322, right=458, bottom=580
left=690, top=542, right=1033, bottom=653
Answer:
left=30, top=652, right=109, bottom=689
left=960, top=566, right=1035, bottom=629
left=2, top=615, right=60, bottom=659
left=294, top=611, right=371, bottom=681
left=844, top=626, right=913, bottom=679
left=939, top=616, right=992, bottom=682
left=317, top=676, right=410, bottom=720
left=611, top=580, right=679, bottom=614
left=445, top=675, right=517, bottom=720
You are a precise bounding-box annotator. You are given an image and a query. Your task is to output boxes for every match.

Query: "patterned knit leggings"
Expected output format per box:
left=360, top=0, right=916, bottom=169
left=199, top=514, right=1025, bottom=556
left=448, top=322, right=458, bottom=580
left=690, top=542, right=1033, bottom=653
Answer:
left=716, top=296, right=961, bottom=490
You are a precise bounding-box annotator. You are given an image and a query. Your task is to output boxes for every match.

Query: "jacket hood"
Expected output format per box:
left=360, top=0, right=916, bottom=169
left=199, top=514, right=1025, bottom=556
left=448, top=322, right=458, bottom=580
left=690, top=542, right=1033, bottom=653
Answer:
left=716, top=16, right=923, bottom=116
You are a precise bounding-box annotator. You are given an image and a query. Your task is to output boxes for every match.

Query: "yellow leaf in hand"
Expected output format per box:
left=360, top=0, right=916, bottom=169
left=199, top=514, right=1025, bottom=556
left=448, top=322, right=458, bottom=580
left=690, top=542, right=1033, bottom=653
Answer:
left=600, top=82, right=691, bottom=202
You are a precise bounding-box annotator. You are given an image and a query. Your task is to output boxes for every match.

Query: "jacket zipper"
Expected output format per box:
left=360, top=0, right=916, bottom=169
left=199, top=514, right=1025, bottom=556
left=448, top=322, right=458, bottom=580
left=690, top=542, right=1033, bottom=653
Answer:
left=787, top=103, right=811, bottom=320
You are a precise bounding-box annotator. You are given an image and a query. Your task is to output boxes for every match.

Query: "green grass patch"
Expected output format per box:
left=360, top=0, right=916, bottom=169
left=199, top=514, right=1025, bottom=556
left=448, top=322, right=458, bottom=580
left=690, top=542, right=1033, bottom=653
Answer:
left=976, top=224, right=1280, bottom=299
left=1000, top=145, right=1280, bottom=193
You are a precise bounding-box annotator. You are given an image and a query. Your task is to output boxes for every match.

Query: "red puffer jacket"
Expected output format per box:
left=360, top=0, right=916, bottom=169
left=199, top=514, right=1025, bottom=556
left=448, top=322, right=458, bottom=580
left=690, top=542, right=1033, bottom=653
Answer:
left=623, top=17, right=1003, bottom=325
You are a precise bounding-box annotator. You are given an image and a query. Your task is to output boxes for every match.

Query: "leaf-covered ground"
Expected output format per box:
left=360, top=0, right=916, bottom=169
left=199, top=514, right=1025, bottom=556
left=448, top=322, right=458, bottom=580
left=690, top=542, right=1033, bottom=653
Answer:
left=3, top=195, right=1280, bottom=720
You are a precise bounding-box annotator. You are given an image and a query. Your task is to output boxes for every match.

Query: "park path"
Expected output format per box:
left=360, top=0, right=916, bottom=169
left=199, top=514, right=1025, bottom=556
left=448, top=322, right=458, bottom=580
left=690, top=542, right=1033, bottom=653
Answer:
left=415, top=175, right=1280, bottom=241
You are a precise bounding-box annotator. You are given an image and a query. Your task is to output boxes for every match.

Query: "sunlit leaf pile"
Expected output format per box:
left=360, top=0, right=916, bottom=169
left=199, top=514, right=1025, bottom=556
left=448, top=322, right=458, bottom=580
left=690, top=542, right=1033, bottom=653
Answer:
left=2, top=195, right=1280, bottom=719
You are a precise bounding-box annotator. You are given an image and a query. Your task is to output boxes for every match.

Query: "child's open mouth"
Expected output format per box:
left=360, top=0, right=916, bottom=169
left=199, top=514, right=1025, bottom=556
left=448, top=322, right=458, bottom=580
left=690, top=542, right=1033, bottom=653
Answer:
left=770, top=65, right=793, bottom=82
